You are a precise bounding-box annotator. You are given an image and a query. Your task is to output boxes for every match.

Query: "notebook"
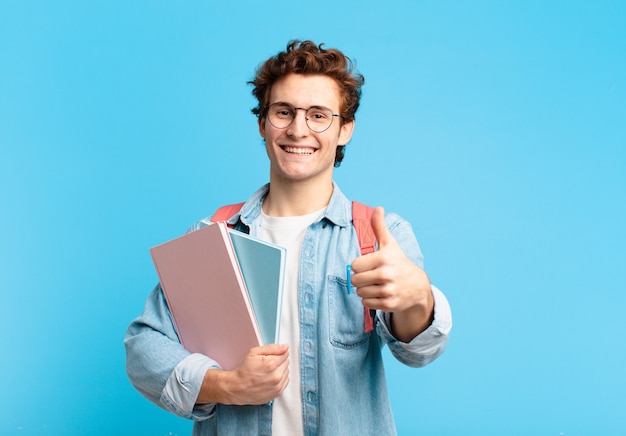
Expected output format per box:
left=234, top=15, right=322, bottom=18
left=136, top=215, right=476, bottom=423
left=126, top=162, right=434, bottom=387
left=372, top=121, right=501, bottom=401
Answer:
left=149, top=222, right=285, bottom=370
left=228, top=229, right=285, bottom=345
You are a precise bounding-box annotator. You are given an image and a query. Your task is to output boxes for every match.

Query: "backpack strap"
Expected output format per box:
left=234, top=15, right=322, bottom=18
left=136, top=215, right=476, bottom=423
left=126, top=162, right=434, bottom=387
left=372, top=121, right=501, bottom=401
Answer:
left=211, top=200, right=377, bottom=333
left=352, top=201, right=376, bottom=255
left=352, top=201, right=377, bottom=333
left=210, top=202, right=245, bottom=228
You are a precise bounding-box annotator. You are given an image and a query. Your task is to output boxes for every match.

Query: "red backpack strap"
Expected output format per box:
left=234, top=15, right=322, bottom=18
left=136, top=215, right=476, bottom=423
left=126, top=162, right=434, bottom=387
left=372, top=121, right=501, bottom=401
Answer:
left=352, top=201, right=376, bottom=255
left=352, top=201, right=377, bottom=333
left=210, top=202, right=244, bottom=228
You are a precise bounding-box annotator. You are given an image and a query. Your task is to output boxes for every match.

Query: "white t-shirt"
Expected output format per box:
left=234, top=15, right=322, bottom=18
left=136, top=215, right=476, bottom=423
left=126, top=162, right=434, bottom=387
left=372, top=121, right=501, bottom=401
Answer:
left=259, top=208, right=326, bottom=436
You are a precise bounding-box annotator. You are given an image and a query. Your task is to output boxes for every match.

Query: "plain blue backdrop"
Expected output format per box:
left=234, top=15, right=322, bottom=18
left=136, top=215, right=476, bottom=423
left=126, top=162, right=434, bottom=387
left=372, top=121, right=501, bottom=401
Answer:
left=1, top=1, right=624, bottom=435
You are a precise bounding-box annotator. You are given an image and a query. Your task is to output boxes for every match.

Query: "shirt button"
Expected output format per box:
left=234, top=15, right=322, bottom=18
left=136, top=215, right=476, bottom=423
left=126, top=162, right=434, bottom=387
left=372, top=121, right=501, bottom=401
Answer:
left=304, top=341, right=311, bottom=352
left=305, top=293, right=310, bottom=303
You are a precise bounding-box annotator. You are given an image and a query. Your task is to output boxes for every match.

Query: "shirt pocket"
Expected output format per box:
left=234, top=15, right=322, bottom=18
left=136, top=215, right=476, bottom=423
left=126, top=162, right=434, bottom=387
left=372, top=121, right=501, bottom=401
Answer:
left=328, top=275, right=371, bottom=349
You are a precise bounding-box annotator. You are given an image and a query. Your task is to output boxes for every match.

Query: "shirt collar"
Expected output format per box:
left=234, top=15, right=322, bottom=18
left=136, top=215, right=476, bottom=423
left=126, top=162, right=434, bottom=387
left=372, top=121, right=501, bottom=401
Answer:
left=237, top=182, right=352, bottom=229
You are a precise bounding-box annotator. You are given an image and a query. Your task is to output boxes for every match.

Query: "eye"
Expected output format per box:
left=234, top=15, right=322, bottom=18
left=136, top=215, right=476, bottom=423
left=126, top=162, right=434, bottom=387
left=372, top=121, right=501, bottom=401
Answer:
left=272, top=105, right=294, bottom=119
left=308, top=109, right=330, bottom=120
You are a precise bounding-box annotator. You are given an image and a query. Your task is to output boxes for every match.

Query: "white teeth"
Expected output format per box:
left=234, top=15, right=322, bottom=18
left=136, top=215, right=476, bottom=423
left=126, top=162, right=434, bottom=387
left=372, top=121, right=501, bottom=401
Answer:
left=284, top=146, right=314, bottom=155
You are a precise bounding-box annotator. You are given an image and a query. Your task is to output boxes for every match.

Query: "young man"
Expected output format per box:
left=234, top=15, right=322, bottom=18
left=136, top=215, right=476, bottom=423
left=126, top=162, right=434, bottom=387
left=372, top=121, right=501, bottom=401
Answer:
left=125, top=40, right=452, bottom=435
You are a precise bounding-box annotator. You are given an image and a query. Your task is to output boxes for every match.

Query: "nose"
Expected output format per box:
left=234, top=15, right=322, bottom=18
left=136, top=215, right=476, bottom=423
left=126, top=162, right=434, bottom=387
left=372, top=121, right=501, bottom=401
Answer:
left=286, top=108, right=310, bottom=138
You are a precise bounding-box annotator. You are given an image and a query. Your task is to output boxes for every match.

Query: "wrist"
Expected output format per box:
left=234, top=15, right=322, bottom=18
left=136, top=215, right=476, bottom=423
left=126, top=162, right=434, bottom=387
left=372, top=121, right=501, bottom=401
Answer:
left=391, top=289, right=435, bottom=342
left=197, top=369, right=233, bottom=405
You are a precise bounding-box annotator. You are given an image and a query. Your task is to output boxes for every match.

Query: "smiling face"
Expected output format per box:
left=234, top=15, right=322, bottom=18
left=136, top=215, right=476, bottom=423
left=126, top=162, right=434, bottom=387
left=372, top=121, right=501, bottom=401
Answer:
left=259, top=74, right=354, bottom=187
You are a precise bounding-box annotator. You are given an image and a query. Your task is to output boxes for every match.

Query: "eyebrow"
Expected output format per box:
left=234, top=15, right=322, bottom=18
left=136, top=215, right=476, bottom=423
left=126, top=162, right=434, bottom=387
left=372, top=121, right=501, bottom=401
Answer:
left=270, top=102, right=334, bottom=111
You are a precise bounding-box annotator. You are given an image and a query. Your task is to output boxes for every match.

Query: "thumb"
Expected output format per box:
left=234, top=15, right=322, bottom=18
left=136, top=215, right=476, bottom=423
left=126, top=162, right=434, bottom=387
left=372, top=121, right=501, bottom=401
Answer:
left=371, top=206, right=394, bottom=248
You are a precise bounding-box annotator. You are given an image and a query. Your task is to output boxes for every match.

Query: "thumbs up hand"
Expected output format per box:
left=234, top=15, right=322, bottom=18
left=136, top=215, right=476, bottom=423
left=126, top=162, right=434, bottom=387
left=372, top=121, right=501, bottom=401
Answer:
left=350, top=207, right=435, bottom=342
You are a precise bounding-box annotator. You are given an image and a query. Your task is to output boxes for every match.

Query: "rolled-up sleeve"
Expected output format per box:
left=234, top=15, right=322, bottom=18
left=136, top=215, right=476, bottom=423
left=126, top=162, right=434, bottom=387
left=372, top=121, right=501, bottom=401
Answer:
left=162, top=353, right=218, bottom=420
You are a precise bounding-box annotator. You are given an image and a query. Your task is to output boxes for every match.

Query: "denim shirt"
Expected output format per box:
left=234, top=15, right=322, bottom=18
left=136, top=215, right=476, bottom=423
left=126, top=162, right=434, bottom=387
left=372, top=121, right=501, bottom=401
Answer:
left=125, top=183, right=452, bottom=436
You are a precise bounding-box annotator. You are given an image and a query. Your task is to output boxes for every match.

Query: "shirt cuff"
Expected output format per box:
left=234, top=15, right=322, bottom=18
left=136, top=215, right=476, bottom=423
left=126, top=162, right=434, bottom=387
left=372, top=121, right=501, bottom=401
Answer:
left=161, top=353, right=220, bottom=420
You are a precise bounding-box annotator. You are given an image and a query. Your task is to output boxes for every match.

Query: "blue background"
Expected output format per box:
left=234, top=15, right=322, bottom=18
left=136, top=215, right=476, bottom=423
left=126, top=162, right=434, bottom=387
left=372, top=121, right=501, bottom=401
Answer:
left=1, top=1, right=624, bottom=435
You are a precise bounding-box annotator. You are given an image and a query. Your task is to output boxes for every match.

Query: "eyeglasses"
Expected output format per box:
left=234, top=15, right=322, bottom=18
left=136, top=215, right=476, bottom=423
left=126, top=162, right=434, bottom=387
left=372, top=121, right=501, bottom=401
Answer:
left=265, top=103, right=342, bottom=133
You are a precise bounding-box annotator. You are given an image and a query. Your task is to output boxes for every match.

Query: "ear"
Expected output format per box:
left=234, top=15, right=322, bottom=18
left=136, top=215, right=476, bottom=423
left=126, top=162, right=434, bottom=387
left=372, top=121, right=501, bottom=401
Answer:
left=338, top=119, right=355, bottom=145
left=258, top=117, right=266, bottom=138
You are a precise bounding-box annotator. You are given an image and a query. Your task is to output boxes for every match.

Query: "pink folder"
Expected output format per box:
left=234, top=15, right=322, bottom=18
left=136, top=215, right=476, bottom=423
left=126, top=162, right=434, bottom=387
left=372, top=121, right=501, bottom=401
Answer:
left=150, top=222, right=262, bottom=370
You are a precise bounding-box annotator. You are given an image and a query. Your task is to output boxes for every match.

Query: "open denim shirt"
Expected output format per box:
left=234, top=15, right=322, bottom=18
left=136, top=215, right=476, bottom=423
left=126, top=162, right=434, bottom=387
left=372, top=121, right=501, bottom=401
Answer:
left=125, top=183, right=452, bottom=436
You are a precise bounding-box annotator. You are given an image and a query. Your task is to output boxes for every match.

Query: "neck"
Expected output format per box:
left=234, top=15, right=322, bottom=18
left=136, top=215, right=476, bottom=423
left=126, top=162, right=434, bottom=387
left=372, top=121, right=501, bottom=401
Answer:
left=263, top=178, right=333, bottom=217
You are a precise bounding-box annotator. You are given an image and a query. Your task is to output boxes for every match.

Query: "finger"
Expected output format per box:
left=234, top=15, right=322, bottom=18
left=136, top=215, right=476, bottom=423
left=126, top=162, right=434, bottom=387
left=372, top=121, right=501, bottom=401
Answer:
left=350, top=267, right=384, bottom=290
left=370, top=206, right=394, bottom=248
left=252, top=343, right=289, bottom=356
